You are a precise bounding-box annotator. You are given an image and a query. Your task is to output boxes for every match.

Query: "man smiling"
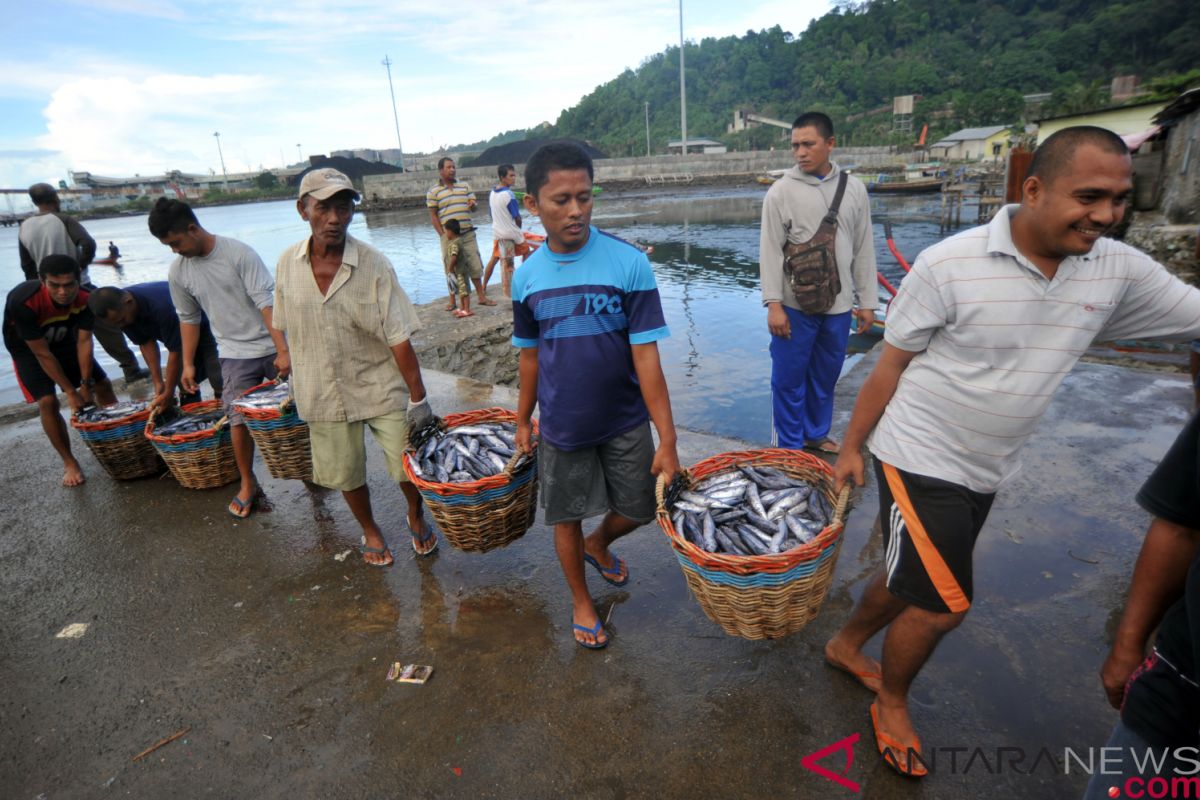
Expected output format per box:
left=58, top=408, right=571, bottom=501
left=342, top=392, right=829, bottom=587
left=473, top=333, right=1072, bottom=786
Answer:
left=823, top=126, right=1200, bottom=778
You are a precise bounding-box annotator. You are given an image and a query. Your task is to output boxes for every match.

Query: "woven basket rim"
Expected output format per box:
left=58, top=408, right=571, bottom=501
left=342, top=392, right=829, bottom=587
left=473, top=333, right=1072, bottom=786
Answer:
left=403, top=407, right=538, bottom=497
left=70, top=405, right=152, bottom=431
left=145, top=399, right=228, bottom=444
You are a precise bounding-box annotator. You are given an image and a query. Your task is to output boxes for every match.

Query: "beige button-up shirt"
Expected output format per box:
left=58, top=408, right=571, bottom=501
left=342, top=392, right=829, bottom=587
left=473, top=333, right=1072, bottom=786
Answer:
left=273, top=234, right=422, bottom=423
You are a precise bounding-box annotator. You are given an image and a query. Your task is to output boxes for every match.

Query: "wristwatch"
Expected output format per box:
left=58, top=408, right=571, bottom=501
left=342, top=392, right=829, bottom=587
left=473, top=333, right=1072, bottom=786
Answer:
left=82, top=378, right=96, bottom=387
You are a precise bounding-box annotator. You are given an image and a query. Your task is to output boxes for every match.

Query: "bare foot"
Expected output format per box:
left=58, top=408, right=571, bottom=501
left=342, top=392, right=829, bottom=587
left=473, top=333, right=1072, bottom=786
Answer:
left=477, top=297, right=497, bottom=306
left=824, top=637, right=882, bottom=693
left=62, top=461, right=86, bottom=487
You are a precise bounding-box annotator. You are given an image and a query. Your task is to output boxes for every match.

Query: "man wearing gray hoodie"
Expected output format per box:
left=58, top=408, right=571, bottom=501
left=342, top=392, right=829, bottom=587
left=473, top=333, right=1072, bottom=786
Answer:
left=759, top=112, right=878, bottom=453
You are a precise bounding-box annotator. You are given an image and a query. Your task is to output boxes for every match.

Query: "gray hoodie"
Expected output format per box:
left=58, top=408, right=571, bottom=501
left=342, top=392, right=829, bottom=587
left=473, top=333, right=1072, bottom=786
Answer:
left=758, top=162, right=878, bottom=315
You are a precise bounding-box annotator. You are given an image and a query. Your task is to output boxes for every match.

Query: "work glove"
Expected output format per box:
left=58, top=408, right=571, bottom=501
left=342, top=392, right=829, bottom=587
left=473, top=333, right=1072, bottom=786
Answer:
left=406, top=396, right=435, bottom=432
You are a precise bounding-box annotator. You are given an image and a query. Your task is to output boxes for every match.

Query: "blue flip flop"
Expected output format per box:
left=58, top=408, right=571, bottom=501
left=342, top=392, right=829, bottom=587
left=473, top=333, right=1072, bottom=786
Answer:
left=573, top=619, right=608, bottom=649
left=583, top=552, right=629, bottom=587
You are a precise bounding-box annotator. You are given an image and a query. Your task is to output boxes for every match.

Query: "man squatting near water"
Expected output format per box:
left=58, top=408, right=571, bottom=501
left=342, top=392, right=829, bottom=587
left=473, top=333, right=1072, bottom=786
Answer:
left=512, top=143, right=680, bottom=649
left=822, top=126, right=1200, bottom=778
left=87, top=282, right=224, bottom=408
left=2, top=255, right=117, bottom=486
left=427, top=156, right=496, bottom=312
left=274, top=168, right=438, bottom=567
left=148, top=198, right=291, bottom=519
left=18, top=182, right=149, bottom=384
left=759, top=112, right=878, bottom=455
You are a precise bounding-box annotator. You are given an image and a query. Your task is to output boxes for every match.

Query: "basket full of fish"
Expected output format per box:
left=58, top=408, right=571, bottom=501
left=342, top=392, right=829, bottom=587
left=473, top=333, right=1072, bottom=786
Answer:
left=233, top=380, right=312, bottom=482
left=144, top=399, right=238, bottom=489
left=655, top=448, right=850, bottom=640
left=70, top=400, right=165, bottom=480
left=402, top=407, right=538, bottom=553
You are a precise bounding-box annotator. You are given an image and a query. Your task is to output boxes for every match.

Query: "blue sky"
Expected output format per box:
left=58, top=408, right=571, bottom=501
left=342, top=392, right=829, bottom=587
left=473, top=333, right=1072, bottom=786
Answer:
left=0, top=0, right=830, bottom=195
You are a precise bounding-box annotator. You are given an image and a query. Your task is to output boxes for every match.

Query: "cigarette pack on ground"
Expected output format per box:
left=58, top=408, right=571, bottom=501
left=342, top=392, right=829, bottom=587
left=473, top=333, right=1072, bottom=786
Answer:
left=387, top=662, right=433, bottom=684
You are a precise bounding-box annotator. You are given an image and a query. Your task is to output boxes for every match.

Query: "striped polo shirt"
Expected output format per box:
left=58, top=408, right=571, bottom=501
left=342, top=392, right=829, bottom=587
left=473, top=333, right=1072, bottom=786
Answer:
left=425, top=181, right=476, bottom=229
left=512, top=226, right=669, bottom=450
left=869, top=205, right=1200, bottom=493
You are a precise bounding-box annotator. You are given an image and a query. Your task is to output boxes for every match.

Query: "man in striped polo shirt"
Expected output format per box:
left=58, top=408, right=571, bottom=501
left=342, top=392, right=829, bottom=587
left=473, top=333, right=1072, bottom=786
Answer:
left=426, top=157, right=494, bottom=310
left=822, top=126, right=1200, bottom=778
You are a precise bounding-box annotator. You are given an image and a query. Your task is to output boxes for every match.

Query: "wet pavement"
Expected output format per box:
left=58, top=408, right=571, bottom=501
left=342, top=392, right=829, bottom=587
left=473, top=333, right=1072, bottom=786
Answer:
left=1, top=355, right=1194, bottom=799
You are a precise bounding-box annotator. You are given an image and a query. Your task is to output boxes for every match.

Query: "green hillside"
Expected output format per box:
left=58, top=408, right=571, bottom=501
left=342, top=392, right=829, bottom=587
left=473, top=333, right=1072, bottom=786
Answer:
left=540, top=0, right=1199, bottom=154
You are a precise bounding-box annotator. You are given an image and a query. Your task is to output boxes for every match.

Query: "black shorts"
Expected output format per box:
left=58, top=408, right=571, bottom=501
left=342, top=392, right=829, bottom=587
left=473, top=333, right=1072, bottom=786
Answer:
left=13, top=350, right=107, bottom=403
left=874, top=459, right=995, bottom=614
left=539, top=422, right=656, bottom=526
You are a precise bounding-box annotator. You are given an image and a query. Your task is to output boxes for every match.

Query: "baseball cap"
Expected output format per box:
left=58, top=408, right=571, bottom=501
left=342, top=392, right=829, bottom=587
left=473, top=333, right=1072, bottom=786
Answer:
left=298, top=168, right=360, bottom=201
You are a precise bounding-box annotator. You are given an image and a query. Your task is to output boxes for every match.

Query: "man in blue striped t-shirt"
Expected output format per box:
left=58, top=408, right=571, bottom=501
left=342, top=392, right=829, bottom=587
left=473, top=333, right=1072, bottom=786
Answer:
left=512, top=142, right=679, bottom=650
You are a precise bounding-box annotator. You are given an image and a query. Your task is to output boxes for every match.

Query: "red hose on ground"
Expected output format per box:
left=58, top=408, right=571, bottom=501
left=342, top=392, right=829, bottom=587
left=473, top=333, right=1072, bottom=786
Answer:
left=878, top=272, right=898, bottom=297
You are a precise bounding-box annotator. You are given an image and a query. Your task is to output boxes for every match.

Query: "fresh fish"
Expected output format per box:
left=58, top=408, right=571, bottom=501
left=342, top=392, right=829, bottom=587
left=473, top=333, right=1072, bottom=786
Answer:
left=770, top=518, right=787, bottom=553
left=680, top=490, right=732, bottom=510
left=714, top=528, right=745, bottom=555
left=766, top=491, right=807, bottom=520
left=75, top=400, right=149, bottom=423
left=746, top=482, right=767, bottom=519
left=784, top=513, right=815, bottom=544
left=701, top=511, right=718, bottom=552
left=737, top=525, right=771, bottom=556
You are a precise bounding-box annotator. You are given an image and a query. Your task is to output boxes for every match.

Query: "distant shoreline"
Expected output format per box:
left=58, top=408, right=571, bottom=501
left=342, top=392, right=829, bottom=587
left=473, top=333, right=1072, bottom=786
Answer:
left=68, top=194, right=294, bottom=223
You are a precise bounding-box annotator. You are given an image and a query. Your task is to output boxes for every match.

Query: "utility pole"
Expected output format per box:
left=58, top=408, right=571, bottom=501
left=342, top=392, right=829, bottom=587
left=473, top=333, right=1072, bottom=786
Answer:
left=382, top=56, right=405, bottom=171
left=644, top=101, right=651, bottom=157
left=296, top=143, right=302, bottom=164
left=679, top=0, right=687, bottom=158
left=213, top=131, right=229, bottom=191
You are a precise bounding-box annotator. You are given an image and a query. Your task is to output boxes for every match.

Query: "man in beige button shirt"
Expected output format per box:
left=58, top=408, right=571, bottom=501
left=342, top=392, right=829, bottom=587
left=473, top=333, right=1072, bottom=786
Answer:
left=273, top=168, right=438, bottom=566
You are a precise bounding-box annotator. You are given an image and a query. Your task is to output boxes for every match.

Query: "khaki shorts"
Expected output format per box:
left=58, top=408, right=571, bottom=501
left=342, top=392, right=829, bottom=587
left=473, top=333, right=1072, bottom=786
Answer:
left=308, top=409, right=409, bottom=491
left=441, top=228, right=483, bottom=279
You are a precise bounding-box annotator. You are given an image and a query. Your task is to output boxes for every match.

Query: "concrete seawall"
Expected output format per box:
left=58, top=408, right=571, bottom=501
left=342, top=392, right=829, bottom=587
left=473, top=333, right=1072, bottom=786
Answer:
left=362, top=147, right=912, bottom=207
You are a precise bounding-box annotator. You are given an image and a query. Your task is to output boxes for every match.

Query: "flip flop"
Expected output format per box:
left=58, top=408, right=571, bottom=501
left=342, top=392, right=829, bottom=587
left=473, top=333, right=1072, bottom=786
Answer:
left=583, top=552, right=629, bottom=587
left=411, top=524, right=439, bottom=556
left=477, top=298, right=497, bottom=306
left=870, top=701, right=928, bottom=778
left=573, top=618, right=608, bottom=649
left=805, top=437, right=841, bottom=454
left=825, top=657, right=882, bottom=693
left=452, top=309, right=469, bottom=318
left=360, top=536, right=394, bottom=568
left=228, top=486, right=264, bottom=519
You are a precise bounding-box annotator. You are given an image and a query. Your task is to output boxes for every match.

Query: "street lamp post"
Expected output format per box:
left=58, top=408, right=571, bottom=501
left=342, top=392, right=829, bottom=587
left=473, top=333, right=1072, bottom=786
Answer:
left=296, top=143, right=302, bottom=164
left=644, top=101, right=651, bottom=157
left=213, top=131, right=229, bottom=191
left=382, top=56, right=406, bottom=171
left=679, top=0, right=688, bottom=158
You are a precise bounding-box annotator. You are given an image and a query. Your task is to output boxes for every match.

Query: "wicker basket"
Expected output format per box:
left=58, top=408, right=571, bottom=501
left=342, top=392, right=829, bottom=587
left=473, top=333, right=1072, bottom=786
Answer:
left=402, top=408, right=538, bottom=553
left=656, top=448, right=850, bottom=640
left=145, top=400, right=239, bottom=489
left=70, top=405, right=164, bottom=480
left=234, top=381, right=312, bottom=481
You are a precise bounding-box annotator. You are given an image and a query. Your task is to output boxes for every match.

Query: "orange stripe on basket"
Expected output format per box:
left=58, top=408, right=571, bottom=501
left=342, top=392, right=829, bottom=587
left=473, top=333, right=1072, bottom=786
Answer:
left=881, top=463, right=969, bottom=613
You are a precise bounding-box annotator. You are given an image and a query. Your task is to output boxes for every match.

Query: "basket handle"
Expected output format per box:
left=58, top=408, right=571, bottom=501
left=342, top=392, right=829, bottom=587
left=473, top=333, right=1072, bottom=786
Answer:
left=831, top=483, right=851, bottom=528
left=501, top=440, right=536, bottom=476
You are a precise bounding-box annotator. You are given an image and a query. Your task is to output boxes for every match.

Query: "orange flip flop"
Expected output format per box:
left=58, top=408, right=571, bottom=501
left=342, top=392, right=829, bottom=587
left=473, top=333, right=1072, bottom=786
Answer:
left=870, top=702, right=928, bottom=778
left=825, top=657, right=881, bottom=693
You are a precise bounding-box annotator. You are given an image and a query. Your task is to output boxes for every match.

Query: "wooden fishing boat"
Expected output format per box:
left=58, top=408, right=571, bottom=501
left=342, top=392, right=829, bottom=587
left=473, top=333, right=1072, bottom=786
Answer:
left=92, top=256, right=120, bottom=266
left=866, top=175, right=943, bottom=194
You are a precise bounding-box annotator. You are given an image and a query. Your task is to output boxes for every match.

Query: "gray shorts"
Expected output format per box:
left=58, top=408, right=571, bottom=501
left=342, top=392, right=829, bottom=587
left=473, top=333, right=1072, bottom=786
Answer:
left=220, top=354, right=278, bottom=426
left=539, top=422, right=656, bottom=526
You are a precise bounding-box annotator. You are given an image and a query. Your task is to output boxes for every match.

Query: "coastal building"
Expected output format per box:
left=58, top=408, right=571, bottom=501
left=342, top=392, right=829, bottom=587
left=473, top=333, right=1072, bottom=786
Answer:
left=667, top=138, right=728, bottom=155
left=1033, top=99, right=1169, bottom=145
left=928, top=125, right=1013, bottom=161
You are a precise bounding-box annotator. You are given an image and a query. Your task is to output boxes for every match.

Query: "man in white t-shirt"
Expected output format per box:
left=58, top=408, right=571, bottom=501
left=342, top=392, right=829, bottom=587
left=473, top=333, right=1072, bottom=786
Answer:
left=822, top=126, right=1200, bottom=778
left=483, top=164, right=526, bottom=297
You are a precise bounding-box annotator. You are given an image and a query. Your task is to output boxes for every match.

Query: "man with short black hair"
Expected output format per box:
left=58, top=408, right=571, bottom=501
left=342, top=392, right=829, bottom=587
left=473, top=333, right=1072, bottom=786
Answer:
left=427, top=157, right=494, bottom=310
left=19, top=182, right=147, bottom=383
left=149, top=197, right=290, bottom=519
left=88, top=283, right=223, bottom=409
left=4, top=254, right=117, bottom=487
left=824, top=125, right=1200, bottom=778
left=484, top=163, right=526, bottom=297
left=759, top=112, right=878, bottom=455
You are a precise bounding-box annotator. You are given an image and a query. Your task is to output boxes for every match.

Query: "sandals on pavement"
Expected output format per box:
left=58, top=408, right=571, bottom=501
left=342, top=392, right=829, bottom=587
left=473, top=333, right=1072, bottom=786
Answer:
left=228, top=486, right=264, bottom=519
left=583, top=552, right=629, bottom=587
left=805, top=437, right=841, bottom=455
left=573, top=618, right=608, bottom=649
left=825, top=657, right=882, bottom=693
left=360, top=536, right=394, bottom=568
left=411, top=524, right=439, bottom=556
left=870, top=701, right=928, bottom=778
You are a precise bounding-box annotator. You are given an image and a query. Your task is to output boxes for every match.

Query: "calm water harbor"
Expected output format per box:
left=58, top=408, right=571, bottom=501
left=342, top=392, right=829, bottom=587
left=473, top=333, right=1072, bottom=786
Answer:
left=0, top=186, right=947, bottom=441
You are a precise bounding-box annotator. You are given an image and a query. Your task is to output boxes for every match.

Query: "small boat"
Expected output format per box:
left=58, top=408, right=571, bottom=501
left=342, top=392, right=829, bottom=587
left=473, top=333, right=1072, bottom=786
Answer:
left=866, top=175, right=943, bottom=194
left=92, top=256, right=121, bottom=266
left=755, top=169, right=786, bottom=186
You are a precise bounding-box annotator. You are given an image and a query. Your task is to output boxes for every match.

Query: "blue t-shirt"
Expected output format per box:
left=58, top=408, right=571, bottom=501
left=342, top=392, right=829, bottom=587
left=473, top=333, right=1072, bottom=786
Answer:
left=512, top=226, right=669, bottom=450
left=126, top=281, right=211, bottom=353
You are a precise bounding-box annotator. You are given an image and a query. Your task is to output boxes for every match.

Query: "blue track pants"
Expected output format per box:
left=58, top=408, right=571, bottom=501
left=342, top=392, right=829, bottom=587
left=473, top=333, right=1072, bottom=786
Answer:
left=769, top=306, right=851, bottom=448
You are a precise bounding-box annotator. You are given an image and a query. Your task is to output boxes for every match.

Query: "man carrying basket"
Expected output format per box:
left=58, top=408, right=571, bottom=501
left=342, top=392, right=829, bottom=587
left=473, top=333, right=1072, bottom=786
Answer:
left=825, top=127, right=1200, bottom=778
left=274, top=168, right=438, bottom=567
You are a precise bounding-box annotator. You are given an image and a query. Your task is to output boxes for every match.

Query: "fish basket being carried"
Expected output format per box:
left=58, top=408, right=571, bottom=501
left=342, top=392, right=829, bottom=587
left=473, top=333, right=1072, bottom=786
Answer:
left=70, top=401, right=164, bottom=480
left=233, top=380, right=312, bottom=482
left=402, top=408, right=538, bottom=553
left=144, top=399, right=238, bottom=489
left=655, top=448, right=850, bottom=640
